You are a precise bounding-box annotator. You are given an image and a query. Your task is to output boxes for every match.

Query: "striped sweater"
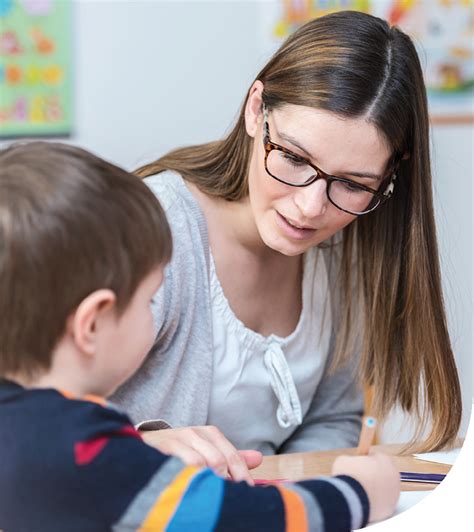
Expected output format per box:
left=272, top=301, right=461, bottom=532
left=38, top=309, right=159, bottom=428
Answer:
left=0, top=379, right=369, bottom=531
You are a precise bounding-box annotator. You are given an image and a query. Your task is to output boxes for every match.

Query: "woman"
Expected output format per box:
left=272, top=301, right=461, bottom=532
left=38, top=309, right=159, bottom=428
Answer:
left=112, top=11, right=461, bottom=478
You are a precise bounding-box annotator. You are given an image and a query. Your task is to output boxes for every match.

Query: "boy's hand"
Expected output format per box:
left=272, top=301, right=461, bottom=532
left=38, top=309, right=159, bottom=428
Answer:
left=141, top=426, right=263, bottom=485
left=331, top=453, right=400, bottom=523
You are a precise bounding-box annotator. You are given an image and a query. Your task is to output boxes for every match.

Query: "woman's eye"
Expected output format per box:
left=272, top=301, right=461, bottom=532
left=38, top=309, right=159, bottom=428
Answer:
left=282, top=152, right=307, bottom=167
left=342, top=181, right=365, bottom=193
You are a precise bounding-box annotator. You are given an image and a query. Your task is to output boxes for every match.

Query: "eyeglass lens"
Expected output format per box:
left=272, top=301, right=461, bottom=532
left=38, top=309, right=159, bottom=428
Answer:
left=266, top=149, right=377, bottom=214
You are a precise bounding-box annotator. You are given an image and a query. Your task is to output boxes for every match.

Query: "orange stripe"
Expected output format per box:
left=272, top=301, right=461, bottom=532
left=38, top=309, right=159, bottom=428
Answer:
left=83, top=394, right=107, bottom=406
left=139, top=466, right=200, bottom=530
left=58, top=389, right=75, bottom=400
left=276, top=485, right=308, bottom=532
left=57, top=389, right=107, bottom=406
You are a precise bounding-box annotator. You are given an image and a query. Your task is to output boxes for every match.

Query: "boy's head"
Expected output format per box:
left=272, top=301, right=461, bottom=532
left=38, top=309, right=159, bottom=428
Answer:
left=0, top=142, right=172, bottom=394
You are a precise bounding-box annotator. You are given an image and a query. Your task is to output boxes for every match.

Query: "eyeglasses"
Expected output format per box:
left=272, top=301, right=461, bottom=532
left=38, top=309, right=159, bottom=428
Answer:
left=262, top=104, right=397, bottom=216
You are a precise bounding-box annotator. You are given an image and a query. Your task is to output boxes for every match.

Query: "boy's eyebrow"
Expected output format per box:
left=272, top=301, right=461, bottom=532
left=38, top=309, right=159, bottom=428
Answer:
left=278, top=130, right=383, bottom=181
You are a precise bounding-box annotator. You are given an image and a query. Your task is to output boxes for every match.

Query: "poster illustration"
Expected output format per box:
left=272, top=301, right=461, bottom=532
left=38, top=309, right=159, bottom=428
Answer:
left=274, top=0, right=474, bottom=123
left=0, top=0, right=72, bottom=137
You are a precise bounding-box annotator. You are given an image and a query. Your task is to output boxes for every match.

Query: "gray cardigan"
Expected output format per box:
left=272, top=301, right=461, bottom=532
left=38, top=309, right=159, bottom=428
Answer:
left=111, top=171, right=363, bottom=454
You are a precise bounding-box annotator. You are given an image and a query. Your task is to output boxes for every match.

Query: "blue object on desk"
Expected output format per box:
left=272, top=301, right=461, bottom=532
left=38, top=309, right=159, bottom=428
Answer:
left=400, top=472, right=446, bottom=484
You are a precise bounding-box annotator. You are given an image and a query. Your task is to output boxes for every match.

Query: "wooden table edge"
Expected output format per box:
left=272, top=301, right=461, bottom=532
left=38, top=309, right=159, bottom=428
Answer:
left=252, top=443, right=455, bottom=492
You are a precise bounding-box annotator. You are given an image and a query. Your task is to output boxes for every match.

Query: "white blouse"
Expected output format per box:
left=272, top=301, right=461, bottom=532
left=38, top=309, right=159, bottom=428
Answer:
left=207, top=247, right=332, bottom=453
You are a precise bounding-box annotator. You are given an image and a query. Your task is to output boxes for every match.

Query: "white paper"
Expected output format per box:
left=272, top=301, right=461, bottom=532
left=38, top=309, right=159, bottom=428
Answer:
left=356, top=491, right=432, bottom=529
left=413, top=447, right=461, bottom=466
left=393, top=490, right=432, bottom=516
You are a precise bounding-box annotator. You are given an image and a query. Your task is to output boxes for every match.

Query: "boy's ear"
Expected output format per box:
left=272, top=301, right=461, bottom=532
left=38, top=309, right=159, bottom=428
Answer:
left=66, top=289, right=117, bottom=357
left=245, top=80, right=264, bottom=138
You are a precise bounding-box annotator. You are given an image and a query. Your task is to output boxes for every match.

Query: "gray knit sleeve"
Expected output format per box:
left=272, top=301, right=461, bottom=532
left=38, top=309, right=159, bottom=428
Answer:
left=111, top=172, right=214, bottom=428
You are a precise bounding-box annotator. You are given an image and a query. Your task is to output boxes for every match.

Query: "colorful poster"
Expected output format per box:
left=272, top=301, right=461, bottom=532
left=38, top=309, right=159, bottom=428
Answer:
left=0, top=0, right=72, bottom=137
left=385, top=0, right=474, bottom=122
left=274, top=0, right=371, bottom=38
left=273, top=0, right=474, bottom=123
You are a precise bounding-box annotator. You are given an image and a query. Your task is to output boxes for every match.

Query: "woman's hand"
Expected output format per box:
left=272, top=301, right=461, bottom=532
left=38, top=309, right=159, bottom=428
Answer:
left=331, top=453, right=400, bottom=523
left=141, top=426, right=263, bottom=485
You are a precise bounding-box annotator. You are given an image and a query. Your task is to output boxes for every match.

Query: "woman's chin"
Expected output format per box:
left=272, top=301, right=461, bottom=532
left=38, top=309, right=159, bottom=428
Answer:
left=261, top=233, right=309, bottom=257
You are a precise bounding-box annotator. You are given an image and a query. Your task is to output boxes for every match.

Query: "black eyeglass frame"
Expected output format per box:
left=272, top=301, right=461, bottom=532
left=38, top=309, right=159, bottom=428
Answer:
left=262, top=104, right=398, bottom=216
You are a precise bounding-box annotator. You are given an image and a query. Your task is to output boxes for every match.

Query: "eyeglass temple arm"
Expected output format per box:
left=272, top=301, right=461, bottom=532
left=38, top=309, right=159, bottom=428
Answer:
left=382, top=152, right=402, bottom=198
left=262, top=103, right=270, bottom=144
left=383, top=173, right=396, bottom=198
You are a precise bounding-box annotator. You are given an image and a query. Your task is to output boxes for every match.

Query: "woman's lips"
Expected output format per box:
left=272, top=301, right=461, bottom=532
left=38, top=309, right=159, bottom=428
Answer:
left=275, top=211, right=317, bottom=240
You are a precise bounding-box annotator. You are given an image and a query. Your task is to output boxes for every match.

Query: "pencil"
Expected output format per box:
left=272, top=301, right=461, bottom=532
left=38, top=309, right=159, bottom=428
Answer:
left=356, top=416, right=377, bottom=455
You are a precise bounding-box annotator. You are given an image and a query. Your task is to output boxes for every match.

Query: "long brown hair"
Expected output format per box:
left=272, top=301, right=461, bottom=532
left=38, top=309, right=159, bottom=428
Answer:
left=137, top=11, right=461, bottom=451
left=0, top=142, right=172, bottom=378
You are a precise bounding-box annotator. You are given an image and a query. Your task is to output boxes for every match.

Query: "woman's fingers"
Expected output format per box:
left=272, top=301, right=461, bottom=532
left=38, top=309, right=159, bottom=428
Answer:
left=140, top=426, right=260, bottom=485
left=237, top=449, right=263, bottom=470
left=199, top=426, right=254, bottom=485
left=186, top=430, right=229, bottom=477
left=156, top=437, right=206, bottom=468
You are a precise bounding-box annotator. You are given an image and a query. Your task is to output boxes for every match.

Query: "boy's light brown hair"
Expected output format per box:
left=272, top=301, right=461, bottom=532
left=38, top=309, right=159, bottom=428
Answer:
left=0, top=142, right=172, bottom=378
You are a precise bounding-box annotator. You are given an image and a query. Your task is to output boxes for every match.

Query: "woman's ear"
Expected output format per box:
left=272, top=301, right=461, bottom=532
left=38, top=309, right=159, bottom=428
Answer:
left=244, top=80, right=264, bottom=137
left=66, top=289, right=117, bottom=357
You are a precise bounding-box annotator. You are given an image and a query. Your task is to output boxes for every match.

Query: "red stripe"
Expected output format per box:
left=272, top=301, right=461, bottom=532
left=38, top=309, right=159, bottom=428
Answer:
left=74, top=425, right=141, bottom=465
left=75, top=436, right=109, bottom=465
left=117, top=425, right=142, bottom=439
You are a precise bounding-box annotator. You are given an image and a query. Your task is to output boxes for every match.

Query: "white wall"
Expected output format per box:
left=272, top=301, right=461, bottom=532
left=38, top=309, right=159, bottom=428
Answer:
left=72, top=0, right=261, bottom=170
left=432, top=125, right=473, bottom=435
left=4, top=0, right=472, bottom=442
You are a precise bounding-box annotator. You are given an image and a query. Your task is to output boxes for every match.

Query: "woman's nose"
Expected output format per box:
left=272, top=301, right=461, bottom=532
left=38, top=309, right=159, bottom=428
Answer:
left=293, top=178, right=328, bottom=219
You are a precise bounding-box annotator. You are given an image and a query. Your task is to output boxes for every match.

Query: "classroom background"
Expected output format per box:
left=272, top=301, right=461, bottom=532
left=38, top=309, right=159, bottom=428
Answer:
left=1, top=0, right=472, bottom=443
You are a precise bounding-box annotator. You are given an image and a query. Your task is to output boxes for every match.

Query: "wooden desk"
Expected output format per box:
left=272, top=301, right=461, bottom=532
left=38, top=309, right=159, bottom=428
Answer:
left=252, top=444, right=451, bottom=492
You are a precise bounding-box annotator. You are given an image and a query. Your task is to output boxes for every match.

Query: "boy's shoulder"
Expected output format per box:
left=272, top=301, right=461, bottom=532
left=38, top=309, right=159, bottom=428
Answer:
left=0, top=378, right=131, bottom=427
left=0, top=379, right=167, bottom=531
left=0, top=379, right=139, bottom=471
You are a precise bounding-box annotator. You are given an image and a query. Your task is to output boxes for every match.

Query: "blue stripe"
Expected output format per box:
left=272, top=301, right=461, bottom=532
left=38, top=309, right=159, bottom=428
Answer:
left=167, top=469, right=224, bottom=532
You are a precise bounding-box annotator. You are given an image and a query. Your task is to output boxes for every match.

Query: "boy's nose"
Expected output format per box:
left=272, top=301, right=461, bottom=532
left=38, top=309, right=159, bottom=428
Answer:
left=293, top=178, right=328, bottom=219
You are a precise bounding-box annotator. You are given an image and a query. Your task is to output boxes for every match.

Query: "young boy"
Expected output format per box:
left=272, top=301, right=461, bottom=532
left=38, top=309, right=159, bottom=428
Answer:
left=0, top=142, right=399, bottom=531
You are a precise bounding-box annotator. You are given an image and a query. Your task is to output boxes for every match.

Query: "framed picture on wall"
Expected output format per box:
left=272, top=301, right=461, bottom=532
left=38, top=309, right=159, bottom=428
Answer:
left=273, top=0, right=474, bottom=125
left=384, top=0, right=474, bottom=124
left=0, top=0, right=73, bottom=138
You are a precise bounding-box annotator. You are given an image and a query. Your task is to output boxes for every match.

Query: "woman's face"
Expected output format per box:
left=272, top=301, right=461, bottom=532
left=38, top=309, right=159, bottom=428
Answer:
left=246, top=102, right=392, bottom=257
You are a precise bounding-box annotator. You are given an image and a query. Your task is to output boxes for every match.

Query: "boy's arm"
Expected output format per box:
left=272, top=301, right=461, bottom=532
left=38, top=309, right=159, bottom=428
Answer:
left=76, top=406, right=369, bottom=531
